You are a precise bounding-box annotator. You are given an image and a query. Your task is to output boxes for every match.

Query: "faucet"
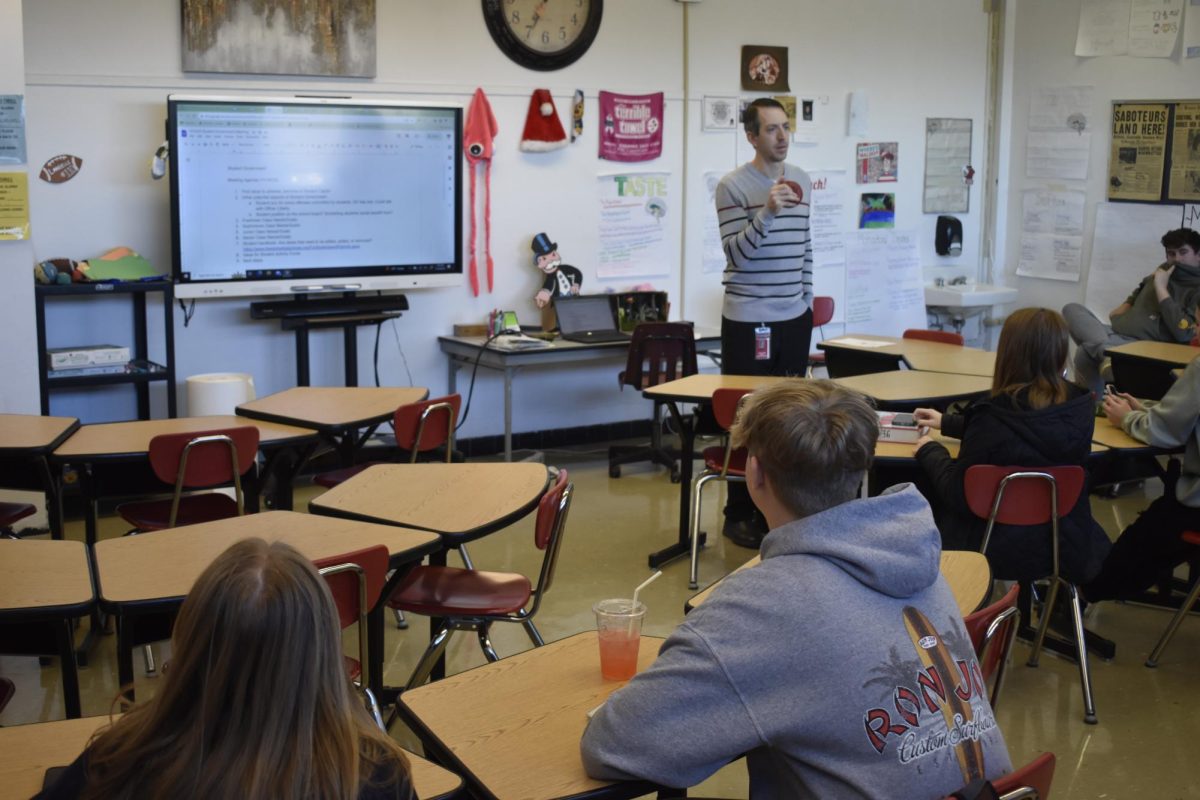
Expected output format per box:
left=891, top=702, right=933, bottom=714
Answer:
left=949, top=276, right=969, bottom=286
left=934, top=277, right=945, bottom=287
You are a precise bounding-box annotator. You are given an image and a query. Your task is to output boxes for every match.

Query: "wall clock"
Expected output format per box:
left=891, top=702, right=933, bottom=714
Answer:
left=482, top=0, right=603, bottom=71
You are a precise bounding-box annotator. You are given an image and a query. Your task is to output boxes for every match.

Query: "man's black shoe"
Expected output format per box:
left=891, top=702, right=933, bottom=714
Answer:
left=722, top=514, right=767, bottom=549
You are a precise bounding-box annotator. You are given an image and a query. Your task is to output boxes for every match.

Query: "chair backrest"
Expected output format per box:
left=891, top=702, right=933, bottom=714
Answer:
left=619, top=322, right=698, bottom=390
left=904, top=328, right=965, bottom=346
left=147, top=426, right=259, bottom=488
left=530, top=469, right=574, bottom=608
left=394, top=394, right=461, bottom=463
left=992, top=751, right=1056, bottom=800
left=315, top=544, right=390, bottom=689
left=812, top=296, right=835, bottom=327
left=148, top=426, right=260, bottom=526
left=962, top=583, right=1020, bottom=709
left=710, top=387, right=753, bottom=432
left=963, top=466, right=1086, bottom=575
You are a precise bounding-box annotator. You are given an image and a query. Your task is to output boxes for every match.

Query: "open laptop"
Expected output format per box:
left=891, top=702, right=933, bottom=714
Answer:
left=555, top=295, right=631, bottom=344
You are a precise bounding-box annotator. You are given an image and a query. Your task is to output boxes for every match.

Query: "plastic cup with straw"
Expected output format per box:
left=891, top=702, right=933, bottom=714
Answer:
left=593, top=570, right=661, bottom=681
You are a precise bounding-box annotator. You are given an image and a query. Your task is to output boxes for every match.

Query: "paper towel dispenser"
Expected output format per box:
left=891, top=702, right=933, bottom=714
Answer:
left=935, top=216, right=962, bottom=257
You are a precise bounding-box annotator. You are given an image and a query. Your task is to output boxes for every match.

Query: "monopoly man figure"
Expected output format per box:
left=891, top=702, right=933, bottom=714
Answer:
left=532, top=232, right=583, bottom=309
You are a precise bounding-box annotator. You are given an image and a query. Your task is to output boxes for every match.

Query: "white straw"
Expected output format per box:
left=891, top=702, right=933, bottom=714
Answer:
left=632, top=570, right=662, bottom=609
left=626, top=570, right=662, bottom=638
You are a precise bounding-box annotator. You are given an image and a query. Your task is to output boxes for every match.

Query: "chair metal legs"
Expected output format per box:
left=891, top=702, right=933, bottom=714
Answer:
left=1145, top=574, right=1200, bottom=667
left=1029, top=579, right=1098, bottom=724
left=521, top=618, right=544, bottom=647
left=142, top=645, right=157, bottom=676
left=477, top=624, right=500, bottom=662
left=689, top=470, right=720, bottom=589
left=404, top=625, right=454, bottom=691
left=362, top=686, right=386, bottom=732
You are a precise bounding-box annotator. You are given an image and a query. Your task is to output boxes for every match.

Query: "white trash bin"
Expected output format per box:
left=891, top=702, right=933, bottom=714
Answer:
left=186, top=372, right=256, bottom=417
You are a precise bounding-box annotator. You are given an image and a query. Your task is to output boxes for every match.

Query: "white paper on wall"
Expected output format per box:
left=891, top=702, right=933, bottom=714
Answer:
left=596, top=172, right=672, bottom=280
left=1026, top=131, right=1092, bottom=180
left=1076, top=0, right=1132, bottom=56
left=808, top=170, right=849, bottom=324
left=1128, top=0, right=1184, bottom=57
left=701, top=171, right=726, bottom=274
left=1185, top=0, right=1200, bottom=57
left=1084, top=202, right=1184, bottom=316
left=1016, top=189, right=1086, bottom=281
left=843, top=228, right=926, bottom=337
left=1029, top=86, right=1095, bottom=131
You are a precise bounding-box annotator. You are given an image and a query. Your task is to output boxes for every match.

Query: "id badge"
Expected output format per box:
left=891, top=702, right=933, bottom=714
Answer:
left=754, top=325, right=771, bottom=361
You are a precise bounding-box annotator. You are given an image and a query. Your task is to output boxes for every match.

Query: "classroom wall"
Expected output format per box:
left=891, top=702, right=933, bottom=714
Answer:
left=997, top=0, right=1200, bottom=314
left=16, top=0, right=993, bottom=439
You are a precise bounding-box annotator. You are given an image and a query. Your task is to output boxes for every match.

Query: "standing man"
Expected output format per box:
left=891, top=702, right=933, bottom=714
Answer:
left=580, top=381, right=1012, bottom=797
left=713, top=97, right=814, bottom=547
left=1063, top=227, right=1200, bottom=395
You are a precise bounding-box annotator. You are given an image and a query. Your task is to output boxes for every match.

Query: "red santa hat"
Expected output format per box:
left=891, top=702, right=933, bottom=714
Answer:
left=520, top=89, right=568, bottom=152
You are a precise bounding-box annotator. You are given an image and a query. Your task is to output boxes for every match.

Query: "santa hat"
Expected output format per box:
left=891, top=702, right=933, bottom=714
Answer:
left=520, top=89, right=568, bottom=152
left=464, top=88, right=499, bottom=295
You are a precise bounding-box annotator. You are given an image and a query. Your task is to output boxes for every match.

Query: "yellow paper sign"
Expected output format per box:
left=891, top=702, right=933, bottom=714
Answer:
left=0, top=172, right=30, bottom=240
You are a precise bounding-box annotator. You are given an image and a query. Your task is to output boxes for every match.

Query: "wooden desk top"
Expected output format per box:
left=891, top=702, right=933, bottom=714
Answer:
left=874, top=432, right=960, bottom=460
left=0, top=539, right=92, bottom=615
left=0, top=715, right=461, bottom=800
left=94, top=511, right=439, bottom=606
left=1108, top=340, right=1200, bottom=366
left=1090, top=416, right=1164, bottom=452
left=310, top=462, right=550, bottom=539
left=236, top=386, right=429, bottom=430
left=0, top=414, right=80, bottom=455
left=687, top=551, right=991, bottom=616
left=400, top=631, right=664, bottom=800
left=820, top=335, right=997, bottom=378
left=643, top=373, right=796, bottom=402
left=52, top=415, right=317, bottom=461
left=833, top=371, right=991, bottom=403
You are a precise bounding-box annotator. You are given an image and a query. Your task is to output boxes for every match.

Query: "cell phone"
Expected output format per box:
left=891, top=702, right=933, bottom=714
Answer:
left=1103, top=383, right=1116, bottom=396
left=890, top=412, right=917, bottom=427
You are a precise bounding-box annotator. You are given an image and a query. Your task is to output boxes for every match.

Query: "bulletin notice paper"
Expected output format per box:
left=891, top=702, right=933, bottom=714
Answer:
left=1076, top=0, right=1131, bottom=56
left=1128, top=0, right=1183, bottom=57
left=1026, top=131, right=1091, bottom=180
left=843, top=229, right=926, bottom=337
left=0, top=172, right=30, bottom=240
left=701, top=171, right=726, bottom=274
left=0, top=96, right=26, bottom=165
left=1186, top=0, right=1200, bottom=57
left=1017, top=190, right=1085, bottom=282
left=1084, top=202, right=1183, bottom=317
left=1029, top=86, right=1095, bottom=132
left=808, top=170, right=849, bottom=324
left=596, top=172, right=671, bottom=279
left=923, top=118, right=972, bottom=213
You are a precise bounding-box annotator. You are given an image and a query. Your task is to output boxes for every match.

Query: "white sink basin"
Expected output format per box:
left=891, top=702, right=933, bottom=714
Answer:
left=925, top=283, right=1018, bottom=308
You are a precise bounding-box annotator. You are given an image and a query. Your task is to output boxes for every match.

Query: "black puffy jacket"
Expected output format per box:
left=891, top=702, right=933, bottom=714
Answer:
left=915, top=384, right=1111, bottom=583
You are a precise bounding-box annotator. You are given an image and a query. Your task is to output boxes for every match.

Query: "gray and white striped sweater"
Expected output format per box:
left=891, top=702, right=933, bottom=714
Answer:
left=715, top=162, right=813, bottom=323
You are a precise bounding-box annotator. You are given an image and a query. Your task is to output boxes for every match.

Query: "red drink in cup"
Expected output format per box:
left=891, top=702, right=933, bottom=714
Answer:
left=593, top=599, right=646, bottom=681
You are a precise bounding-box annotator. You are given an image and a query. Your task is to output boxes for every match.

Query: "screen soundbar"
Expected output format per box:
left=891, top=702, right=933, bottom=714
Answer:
left=250, top=294, right=409, bottom=319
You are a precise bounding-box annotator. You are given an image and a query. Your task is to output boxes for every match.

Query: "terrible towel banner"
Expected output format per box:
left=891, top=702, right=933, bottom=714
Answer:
left=599, top=91, right=663, bottom=162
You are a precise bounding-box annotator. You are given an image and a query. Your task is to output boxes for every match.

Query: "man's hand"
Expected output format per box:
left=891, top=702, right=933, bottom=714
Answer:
left=765, top=181, right=799, bottom=214
left=1103, top=392, right=1140, bottom=426
left=913, top=408, right=942, bottom=430
left=1153, top=264, right=1175, bottom=300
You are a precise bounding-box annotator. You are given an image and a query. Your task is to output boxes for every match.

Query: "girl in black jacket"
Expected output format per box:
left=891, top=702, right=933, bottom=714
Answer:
left=912, top=307, right=1111, bottom=584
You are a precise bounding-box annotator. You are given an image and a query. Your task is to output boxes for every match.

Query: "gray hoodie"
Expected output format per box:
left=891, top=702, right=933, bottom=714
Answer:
left=580, top=484, right=1011, bottom=799
left=1123, top=356, right=1200, bottom=506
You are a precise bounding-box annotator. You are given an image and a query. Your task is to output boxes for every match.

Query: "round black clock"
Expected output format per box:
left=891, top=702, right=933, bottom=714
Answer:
left=482, top=0, right=603, bottom=71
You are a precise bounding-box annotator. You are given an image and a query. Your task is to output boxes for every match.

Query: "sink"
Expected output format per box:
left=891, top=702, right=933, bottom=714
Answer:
left=925, top=283, right=1018, bottom=308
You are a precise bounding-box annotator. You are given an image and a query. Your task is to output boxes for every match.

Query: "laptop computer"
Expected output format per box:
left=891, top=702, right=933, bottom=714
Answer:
left=555, top=295, right=631, bottom=344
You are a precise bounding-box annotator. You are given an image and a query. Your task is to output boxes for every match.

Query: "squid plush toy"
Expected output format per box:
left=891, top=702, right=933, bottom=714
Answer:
left=464, top=88, right=498, bottom=296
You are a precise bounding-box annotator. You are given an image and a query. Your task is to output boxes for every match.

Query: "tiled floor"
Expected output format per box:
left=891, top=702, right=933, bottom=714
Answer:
left=2, top=444, right=1198, bottom=798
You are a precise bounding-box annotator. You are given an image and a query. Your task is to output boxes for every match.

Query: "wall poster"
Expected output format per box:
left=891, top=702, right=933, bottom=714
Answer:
left=923, top=118, right=972, bottom=213
left=598, top=92, right=663, bottom=162
left=1107, top=99, right=1200, bottom=203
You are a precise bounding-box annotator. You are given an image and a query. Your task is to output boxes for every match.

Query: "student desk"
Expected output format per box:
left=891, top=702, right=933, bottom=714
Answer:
left=1107, top=340, right=1199, bottom=400
left=398, top=631, right=674, bottom=800
left=641, top=374, right=794, bottom=569
left=0, top=539, right=92, bottom=718
left=831, top=371, right=992, bottom=410
left=236, top=385, right=428, bottom=465
left=686, top=551, right=992, bottom=616
left=93, top=510, right=440, bottom=697
left=818, top=335, right=996, bottom=378
left=0, top=715, right=464, bottom=800
left=50, top=415, right=319, bottom=545
left=439, top=329, right=721, bottom=462
left=0, top=414, right=80, bottom=538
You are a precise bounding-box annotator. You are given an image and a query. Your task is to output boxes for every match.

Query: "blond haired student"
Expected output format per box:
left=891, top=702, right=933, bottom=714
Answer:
left=37, top=539, right=414, bottom=800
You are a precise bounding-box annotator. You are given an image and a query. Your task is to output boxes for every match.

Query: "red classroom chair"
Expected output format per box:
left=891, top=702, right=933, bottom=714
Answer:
left=1144, top=529, right=1200, bottom=668
left=962, top=583, right=1020, bottom=710
left=805, top=296, right=836, bottom=376
left=903, top=328, right=965, bottom=346
left=688, top=388, right=753, bottom=590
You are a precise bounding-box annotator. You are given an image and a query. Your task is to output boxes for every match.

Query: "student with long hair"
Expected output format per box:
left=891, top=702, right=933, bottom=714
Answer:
left=37, top=538, right=414, bottom=800
left=911, top=308, right=1110, bottom=583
